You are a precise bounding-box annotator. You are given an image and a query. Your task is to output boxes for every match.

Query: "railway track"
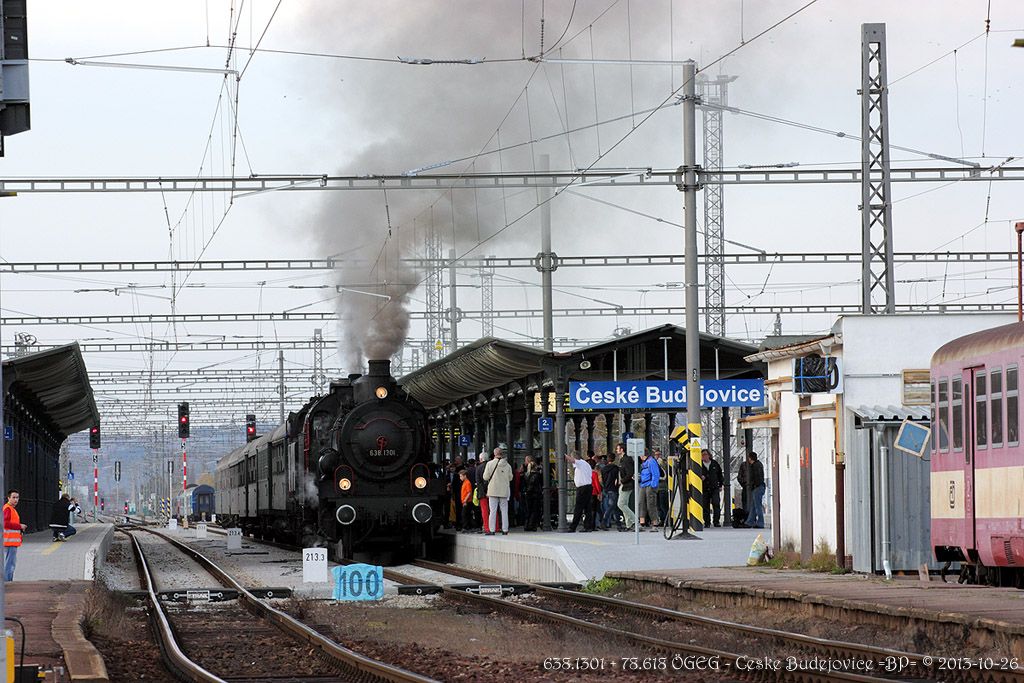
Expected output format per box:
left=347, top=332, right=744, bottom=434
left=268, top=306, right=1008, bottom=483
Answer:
left=406, top=559, right=1024, bottom=683
left=121, top=526, right=436, bottom=683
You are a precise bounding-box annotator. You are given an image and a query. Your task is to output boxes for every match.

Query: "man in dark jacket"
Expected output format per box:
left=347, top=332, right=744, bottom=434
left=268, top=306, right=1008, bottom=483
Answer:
left=522, top=456, right=543, bottom=531
left=701, top=450, right=724, bottom=527
left=616, top=443, right=636, bottom=531
left=744, top=452, right=766, bottom=528
left=50, top=494, right=79, bottom=541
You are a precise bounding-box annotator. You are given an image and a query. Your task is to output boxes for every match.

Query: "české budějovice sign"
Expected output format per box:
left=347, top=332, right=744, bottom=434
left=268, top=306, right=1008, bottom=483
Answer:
left=569, top=380, right=766, bottom=410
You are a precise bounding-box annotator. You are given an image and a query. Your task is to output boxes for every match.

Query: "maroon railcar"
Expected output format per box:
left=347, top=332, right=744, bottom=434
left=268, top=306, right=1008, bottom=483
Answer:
left=931, top=322, right=1024, bottom=586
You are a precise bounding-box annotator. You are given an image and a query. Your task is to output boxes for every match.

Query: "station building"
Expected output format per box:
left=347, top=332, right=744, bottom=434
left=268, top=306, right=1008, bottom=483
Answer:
left=743, top=313, right=1013, bottom=574
left=401, top=324, right=764, bottom=528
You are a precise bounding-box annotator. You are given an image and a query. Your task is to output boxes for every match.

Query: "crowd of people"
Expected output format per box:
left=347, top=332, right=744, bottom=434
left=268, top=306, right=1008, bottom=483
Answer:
left=441, top=444, right=767, bottom=534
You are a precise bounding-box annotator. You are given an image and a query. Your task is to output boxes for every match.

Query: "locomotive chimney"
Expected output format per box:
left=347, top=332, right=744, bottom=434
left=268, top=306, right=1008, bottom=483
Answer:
left=366, top=359, right=391, bottom=377
left=352, top=359, right=393, bottom=403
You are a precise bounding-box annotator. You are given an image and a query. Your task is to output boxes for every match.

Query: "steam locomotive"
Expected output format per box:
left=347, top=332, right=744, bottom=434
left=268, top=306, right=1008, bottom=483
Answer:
left=214, top=359, right=446, bottom=559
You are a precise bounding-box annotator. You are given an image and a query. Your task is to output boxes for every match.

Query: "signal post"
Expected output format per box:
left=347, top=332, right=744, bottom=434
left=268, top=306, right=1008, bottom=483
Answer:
left=178, top=402, right=189, bottom=516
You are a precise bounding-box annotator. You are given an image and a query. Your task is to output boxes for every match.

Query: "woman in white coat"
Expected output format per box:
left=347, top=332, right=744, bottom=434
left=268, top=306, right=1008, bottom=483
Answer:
left=482, top=446, right=514, bottom=535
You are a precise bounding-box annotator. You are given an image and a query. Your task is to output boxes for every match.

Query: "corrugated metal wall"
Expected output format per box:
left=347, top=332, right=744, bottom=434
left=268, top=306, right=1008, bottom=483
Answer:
left=847, top=418, right=934, bottom=573
left=3, top=395, right=61, bottom=534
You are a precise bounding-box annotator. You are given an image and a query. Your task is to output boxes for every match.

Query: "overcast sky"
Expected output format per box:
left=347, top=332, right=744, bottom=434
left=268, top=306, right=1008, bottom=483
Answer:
left=2, top=0, right=1023, bottom=434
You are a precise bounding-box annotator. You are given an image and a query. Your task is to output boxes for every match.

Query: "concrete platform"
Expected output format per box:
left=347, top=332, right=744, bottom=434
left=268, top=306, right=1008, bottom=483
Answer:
left=12, top=522, right=113, bottom=581
left=608, top=566, right=1024, bottom=654
left=2, top=524, right=113, bottom=681
left=446, top=525, right=764, bottom=582
left=5, top=581, right=109, bottom=682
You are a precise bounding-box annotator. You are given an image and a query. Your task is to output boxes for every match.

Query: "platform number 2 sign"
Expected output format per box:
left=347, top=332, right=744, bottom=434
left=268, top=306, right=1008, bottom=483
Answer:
left=332, top=563, right=384, bottom=601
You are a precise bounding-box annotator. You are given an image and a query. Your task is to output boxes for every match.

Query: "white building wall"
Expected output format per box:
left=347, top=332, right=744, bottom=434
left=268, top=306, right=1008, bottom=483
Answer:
left=810, top=393, right=838, bottom=555
left=773, top=364, right=803, bottom=551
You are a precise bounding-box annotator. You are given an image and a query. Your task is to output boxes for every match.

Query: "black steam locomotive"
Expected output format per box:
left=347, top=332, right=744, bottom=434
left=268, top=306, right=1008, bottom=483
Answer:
left=214, top=360, right=445, bottom=559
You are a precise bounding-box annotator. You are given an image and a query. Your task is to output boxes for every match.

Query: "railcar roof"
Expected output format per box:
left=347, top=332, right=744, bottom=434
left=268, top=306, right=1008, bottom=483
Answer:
left=932, top=321, right=1024, bottom=366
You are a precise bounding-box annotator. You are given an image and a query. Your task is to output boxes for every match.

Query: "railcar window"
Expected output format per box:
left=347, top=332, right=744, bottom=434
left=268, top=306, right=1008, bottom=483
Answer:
left=1008, top=365, right=1019, bottom=446
left=976, top=373, right=988, bottom=449
left=952, top=377, right=963, bottom=451
left=992, top=369, right=1004, bottom=447
left=937, top=378, right=950, bottom=452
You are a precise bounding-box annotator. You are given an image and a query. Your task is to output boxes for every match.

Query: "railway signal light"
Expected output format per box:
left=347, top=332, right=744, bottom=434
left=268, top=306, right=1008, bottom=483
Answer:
left=178, top=402, right=190, bottom=439
left=114, top=460, right=121, bottom=482
left=89, top=424, right=100, bottom=449
left=245, top=413, right=257, bottom=442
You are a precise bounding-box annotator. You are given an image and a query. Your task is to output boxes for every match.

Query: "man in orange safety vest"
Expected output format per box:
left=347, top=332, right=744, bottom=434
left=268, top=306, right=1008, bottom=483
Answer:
left=3, top=489, right=27, bottom=581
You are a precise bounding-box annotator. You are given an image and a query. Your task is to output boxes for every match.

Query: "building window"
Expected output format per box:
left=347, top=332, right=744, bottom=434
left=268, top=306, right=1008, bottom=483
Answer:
left=938, top=377, right=950, bottom=452
left=977, top=372, right=988, bottom=449
left=952, top=376, right=963, bottom=451
left=992, top=368, right=1004, bottom=448
left=1008, top=365, right=1019, bottom=447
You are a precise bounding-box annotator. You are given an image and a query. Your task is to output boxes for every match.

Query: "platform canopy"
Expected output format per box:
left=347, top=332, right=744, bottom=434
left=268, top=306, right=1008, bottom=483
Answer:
left=401, top=338, right=549, bottom=409
left=2, top=342, right=99, bottom=440
left=401, top=324, right=762, bottom=410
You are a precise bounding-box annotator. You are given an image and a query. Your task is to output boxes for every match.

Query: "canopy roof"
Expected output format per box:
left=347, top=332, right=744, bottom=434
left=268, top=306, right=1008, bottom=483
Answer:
left=401, top=324, right=762, bottom=410
left=400, top=338, right=549, bottom=409
left=2, top=343, right=99, bottom=440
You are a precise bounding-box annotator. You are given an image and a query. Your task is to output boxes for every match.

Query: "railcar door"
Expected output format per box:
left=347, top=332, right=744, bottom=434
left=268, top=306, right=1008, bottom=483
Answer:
left=964, top=367, right=982, bottom=555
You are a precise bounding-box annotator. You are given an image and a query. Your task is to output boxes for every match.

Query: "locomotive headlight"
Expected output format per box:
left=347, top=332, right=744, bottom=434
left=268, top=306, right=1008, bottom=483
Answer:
left=375, top=386, right=388, bottom=399
left=414, top=476, right=428, bottom=490
left=338, top=478, right=352, bottom=491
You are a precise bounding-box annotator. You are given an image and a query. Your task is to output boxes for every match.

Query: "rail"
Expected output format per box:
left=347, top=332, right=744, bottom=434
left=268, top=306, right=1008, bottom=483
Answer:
left=409, top=560, right=1023, bottom=683
left=124, top=526, right=437, bottom=683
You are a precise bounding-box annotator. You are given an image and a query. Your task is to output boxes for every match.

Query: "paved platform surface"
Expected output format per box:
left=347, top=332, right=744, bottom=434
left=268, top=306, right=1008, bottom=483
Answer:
left=610, top=566, right=1024, bottom=636
left=4, top=524, right=113, bottom=681
left=448, top=525, right=765, bottom=581
left=12, top=522, right=113, bottom=581
left=5, top=581, right=108, bottom=682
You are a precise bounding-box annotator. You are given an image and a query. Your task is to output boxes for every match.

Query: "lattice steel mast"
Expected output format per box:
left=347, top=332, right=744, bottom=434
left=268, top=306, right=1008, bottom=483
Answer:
left=861, top=23, right=895, bottom=313
left=698, top=75, right=736, bottom=337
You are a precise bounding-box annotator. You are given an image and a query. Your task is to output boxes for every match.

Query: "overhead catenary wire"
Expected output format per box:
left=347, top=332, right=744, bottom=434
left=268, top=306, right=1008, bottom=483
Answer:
left=365, top=0, right=823, bottom=329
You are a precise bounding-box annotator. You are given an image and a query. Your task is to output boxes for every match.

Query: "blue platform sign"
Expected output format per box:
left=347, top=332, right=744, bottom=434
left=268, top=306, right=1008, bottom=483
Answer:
left=68, top=472, right=74, bottom=480
left=2, top=426, right=11, bottom=441
left=537, top=417, right=554, bottom=433
left=458, top=434, right=471, bottom=447
left=513, top=441, right=526, bottom=450
left=332, top=563, right=384, bottom=601
left=569, top=380, right=766, bottom=410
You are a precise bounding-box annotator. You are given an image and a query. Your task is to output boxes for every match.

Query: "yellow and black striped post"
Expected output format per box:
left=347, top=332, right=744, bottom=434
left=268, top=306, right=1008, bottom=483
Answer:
left=670, top=424, right=704, bottom=533
left=685, top=423, right=704, bottom=532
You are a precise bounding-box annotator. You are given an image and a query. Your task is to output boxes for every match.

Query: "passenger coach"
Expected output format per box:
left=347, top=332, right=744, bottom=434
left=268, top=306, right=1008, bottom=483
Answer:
left=931, top=321, right=1024, bottom=586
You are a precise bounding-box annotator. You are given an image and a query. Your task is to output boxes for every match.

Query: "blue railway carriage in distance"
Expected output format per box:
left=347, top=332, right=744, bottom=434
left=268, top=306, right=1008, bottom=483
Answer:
left=178, top=484, right=215, bottom=522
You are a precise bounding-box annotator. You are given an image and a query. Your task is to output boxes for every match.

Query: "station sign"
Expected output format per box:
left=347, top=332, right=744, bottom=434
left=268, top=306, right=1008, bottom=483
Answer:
left=2, top=426, right=11, bottom=441
left=569, top=380, right=766, bottom=410
left=537, top=417, right=553, bottom=433
left=458, top=435, right=471, bottom=447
